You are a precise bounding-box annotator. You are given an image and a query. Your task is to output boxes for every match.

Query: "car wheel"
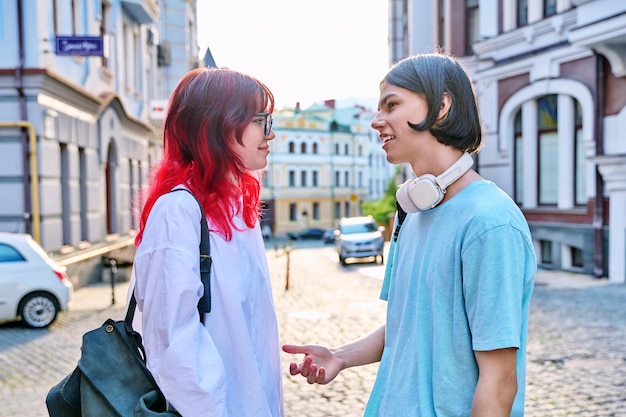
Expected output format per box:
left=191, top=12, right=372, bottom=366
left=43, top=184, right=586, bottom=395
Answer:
left=339, top=255, right=347, bottom=266
left=18, top=292, right=59, bottom=328
left=378, top=254, right=384, bottom=264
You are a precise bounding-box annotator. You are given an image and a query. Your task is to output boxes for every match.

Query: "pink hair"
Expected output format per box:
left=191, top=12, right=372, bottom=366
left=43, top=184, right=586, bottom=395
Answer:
left=136, top=67, right=275, bottom=245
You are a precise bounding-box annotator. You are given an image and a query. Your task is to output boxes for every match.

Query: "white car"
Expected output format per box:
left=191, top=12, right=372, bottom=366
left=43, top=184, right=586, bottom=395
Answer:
left=0, top=233, right=73, bottom=328
left=336, top=216, right=385, bottom=266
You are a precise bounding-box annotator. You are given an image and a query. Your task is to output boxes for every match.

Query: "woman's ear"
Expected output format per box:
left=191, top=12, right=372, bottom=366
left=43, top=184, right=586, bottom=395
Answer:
left=437, top=92, right=452, bottom=121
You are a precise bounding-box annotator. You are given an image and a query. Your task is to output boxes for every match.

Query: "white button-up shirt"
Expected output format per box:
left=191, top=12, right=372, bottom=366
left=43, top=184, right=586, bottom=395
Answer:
left=130, top=188, right=284, bottom=417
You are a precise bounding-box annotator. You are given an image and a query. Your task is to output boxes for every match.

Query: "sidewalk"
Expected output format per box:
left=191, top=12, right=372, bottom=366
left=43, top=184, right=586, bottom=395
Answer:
left=65, top=246, right=625, bottom=417
left=70, top=262, right=609, bottom=310
left=71, top=280, right=131, bottom=310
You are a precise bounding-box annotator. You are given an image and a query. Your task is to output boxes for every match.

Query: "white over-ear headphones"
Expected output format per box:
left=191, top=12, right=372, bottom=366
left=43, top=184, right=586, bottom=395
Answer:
left=396, top=152, right=474, bottom=213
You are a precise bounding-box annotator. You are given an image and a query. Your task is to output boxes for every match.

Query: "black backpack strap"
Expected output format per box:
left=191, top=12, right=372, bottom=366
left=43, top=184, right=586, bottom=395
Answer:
left=168, top=188, right=212, bottom=318
left=125, top=188, right=212, bottom=331
left=393, top=202, right=407, bottom=243
left=197, top=207, right=212, bottom=316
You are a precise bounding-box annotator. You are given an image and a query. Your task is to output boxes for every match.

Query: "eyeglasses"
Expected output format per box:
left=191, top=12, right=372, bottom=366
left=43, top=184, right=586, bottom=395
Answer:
left=254, top=112, right=273, bottom=136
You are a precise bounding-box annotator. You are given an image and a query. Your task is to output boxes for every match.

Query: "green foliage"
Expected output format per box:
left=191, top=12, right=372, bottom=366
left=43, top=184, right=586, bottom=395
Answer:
left=361, top=177, right=398, bottom=225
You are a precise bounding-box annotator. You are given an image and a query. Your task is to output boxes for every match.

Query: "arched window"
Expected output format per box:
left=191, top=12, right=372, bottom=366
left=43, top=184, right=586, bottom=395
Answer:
left=503, top=79, right=592, bottom=211
left=312, top=142, right=318, bottom=154
left=301, top=142, right=307, bottom=154
left=288, top=142, right=295, bottom=153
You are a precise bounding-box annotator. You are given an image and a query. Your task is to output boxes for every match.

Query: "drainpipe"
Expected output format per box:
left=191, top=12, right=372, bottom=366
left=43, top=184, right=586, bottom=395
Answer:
left=16, top=0, right=32, bottom=237
left=592, top=52, right=605, bottom=278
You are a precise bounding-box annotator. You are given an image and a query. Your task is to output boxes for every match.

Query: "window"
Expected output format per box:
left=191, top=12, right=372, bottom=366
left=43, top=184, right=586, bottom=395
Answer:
left=289, top=170, right=295, bottom=187
left=335, top=143, right=340, bottom=155
left=334, top=202, right=341, bottom=219
left=514, top=111, right=523, bottom=204
left=79, top=147, right=88, bottom=240
left=71, top=0, right=78, bottom=34
left=0, top=244, right=25, bottom=262
left=312, top=170, right=318, bottom=187
left=344, top=202, right=350, bottom=217
left=129, top=159, right=136, bottom=229
left=538, top=95, right=558, bottom=205
left=133, top=29, right=140, bottom=93
left=571, top=246, right=583, bottom=268
left=513, top=94, right=584, bottom=209
left=574, top=102, right=586, bottom=205
left=540, top=240, right=552, bottom=264
left=312, top=202, right=320, bottom=220
left=100, top=1, right=109, bottom=68
left=344, top=171, right=349, bottom=186
left=289, top=203, right=297, bottom=221
left=60, top=143, right=71, bottom=245
left=301, top=171, right=307, bottom=187
left=124, top=23, right=131, bottom=88
left=438, top=0, right=446, bottom=48
left=288, top=142, right=295, bottom=153
left=53, top=0, right=78, bottom=34
left=301, top=143, right=307, bottom=154
left=517, top=0, right=528, bottom=26
left=53, top=0, right=59, bottom=33
left=312, top=143, right=318, bottom=154
left=466, top=0, right=479, bottom=55
left=545, top=0, right=557, bottom=17
left=344, top=144, right=349, bottom=155
left=335, top=171, right=340, bottom=187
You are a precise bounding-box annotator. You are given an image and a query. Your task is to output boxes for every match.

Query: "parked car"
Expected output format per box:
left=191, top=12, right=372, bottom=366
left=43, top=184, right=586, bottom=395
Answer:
left=336, top=216, right=385, bottom=266
left=322, top=229, right=336, bottom=244
left=0, top=233, right=73, bottom=328
left=287, top=228, right=327, bottom=240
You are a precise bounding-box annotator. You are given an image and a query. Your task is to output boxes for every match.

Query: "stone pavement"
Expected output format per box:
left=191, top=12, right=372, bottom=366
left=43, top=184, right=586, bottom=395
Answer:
left=1, top=243, right=625, bottom=416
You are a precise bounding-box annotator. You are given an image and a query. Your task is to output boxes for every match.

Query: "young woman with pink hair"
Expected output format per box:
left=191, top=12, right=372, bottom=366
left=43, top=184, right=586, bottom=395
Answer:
left=131, top=67, right=283, bottom=417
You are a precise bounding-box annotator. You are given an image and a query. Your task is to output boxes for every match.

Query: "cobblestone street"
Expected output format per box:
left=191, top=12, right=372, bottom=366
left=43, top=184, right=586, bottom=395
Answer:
left=1, top=243, right=625, bottom=416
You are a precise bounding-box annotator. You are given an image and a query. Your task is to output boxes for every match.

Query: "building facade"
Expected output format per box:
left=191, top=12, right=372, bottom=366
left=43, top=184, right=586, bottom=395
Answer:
left=390, top=0, right=626, bottom=283
left=0, top=0, right=200, bottom=287
left=263, top=101, right=393, bottom=237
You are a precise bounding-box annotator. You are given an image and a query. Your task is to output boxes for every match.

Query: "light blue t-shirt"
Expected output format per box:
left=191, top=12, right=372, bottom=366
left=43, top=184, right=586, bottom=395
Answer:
left=364, top=180, right=536, bottom=417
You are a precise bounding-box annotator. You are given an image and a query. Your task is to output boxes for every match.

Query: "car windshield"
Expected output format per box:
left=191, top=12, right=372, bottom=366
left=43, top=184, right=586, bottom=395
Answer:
left=341, top=222, right=377, bottom=234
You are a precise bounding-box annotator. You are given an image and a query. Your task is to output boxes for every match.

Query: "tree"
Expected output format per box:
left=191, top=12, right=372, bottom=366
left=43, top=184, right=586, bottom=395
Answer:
left=361, top=176, right=398, bottom=225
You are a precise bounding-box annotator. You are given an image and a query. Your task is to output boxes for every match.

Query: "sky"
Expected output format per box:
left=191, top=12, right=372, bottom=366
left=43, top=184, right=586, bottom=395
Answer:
left=196, top=0, right=390, bottom=110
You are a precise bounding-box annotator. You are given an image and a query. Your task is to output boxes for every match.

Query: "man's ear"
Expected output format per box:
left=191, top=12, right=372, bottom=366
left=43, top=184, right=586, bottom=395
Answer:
left=437, top=92, right=452, bottom=121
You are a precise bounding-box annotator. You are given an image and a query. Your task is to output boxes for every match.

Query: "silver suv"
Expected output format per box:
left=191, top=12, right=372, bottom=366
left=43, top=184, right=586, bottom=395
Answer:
left=336, top=216, right=385, bottom=266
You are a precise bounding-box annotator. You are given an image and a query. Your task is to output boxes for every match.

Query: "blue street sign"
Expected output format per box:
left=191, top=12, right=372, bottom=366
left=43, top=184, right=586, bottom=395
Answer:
left=56, top=36, right=104, bottom=56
